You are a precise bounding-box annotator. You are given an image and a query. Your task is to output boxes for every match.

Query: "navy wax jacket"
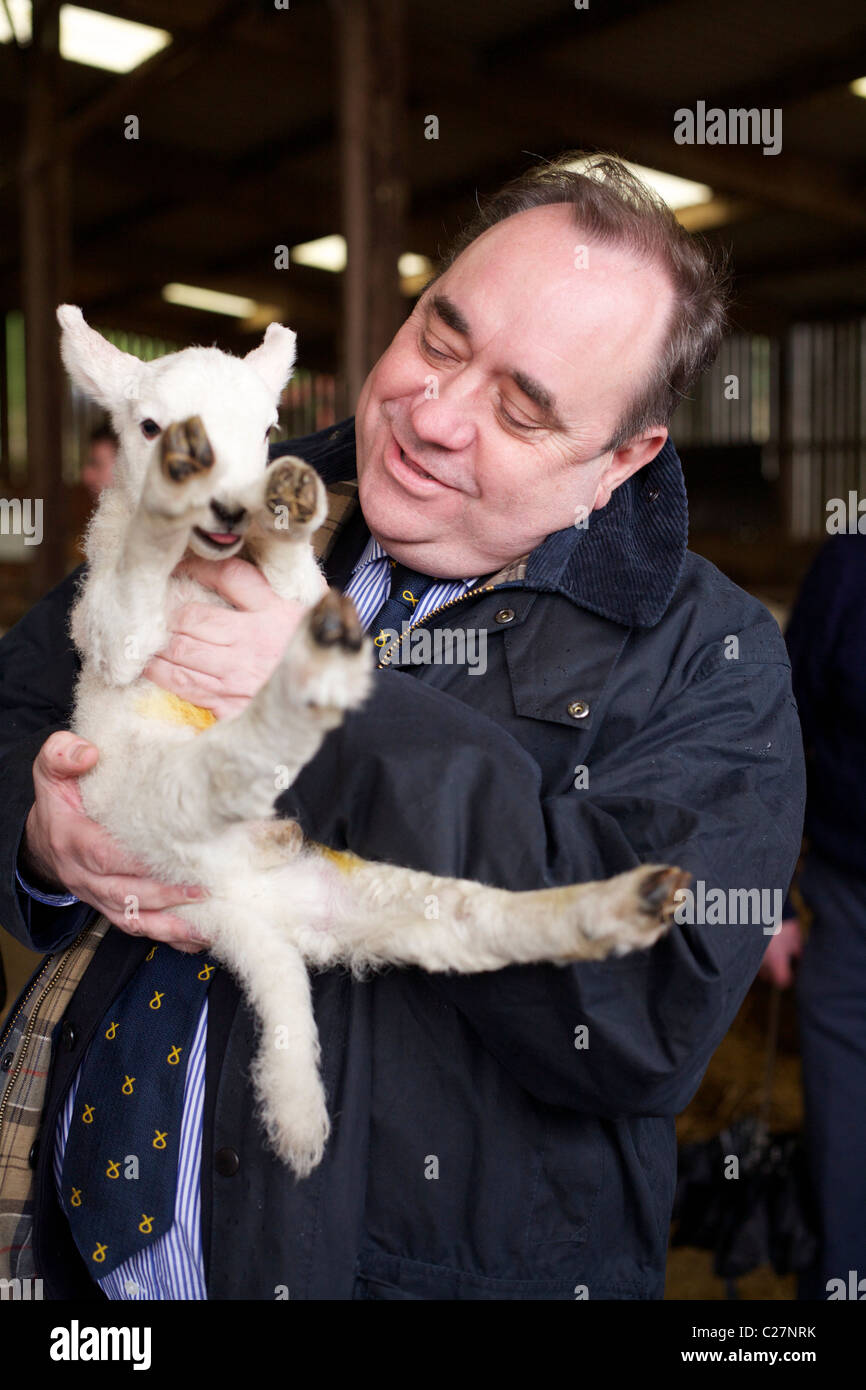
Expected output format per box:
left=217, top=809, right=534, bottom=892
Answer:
left=784, top=534, right=866, bottom=880
left=0, top=419, right=805, bottom=1299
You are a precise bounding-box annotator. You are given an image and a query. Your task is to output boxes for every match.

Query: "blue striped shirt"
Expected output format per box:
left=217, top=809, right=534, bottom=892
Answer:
left=49, top=535, right=475, bottom=1299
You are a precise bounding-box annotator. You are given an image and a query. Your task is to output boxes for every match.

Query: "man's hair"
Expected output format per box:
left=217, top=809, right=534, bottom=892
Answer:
left=89, top=421, right=118, bottom=448
left=436, top=152, right=730, bottom=452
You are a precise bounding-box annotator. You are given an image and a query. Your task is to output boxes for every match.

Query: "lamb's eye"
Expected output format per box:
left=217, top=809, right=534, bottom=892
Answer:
left=140, top=419, right=161, bottom=439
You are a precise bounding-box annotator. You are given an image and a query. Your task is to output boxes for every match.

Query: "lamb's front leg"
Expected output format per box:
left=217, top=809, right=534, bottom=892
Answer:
left=301, top=855, right=689, bottom=972
left=73, top=417, right=217, bottom=684
left=159, top=587, right=372, bottom=840
left=241, top=455, right=329, bottom=605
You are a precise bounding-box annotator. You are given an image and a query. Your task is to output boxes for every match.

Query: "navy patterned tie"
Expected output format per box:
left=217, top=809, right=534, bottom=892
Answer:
left=60, top=942, right=217, bottom=1276
left=371, top=561, right=435, bottom=650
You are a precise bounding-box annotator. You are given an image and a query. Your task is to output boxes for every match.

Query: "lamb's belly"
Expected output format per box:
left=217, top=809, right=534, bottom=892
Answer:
left=71, top=676, right=207, bottom=832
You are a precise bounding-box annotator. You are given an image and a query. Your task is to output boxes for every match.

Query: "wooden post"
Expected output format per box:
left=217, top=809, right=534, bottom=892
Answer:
left=20, top=0, right=69, bottom=599
left=336, top=0, right=407, bottom=414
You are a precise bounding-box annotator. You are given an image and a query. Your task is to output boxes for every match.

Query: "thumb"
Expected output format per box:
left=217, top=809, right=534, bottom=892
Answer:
left=40, top=731, right=99, bottom=778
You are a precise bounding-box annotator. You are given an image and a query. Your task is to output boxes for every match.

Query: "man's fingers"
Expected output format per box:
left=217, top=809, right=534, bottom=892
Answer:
left=174, top=554, right=271, bottom=611
left=96, top=904, right=210, bottom=953
left=38, top=731, right=99, bottom=779
left=86, top=873, right=207, bottom=914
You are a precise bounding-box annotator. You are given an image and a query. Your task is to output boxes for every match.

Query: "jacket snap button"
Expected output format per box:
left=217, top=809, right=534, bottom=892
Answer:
left=215, top=1146, right=240, bottom=1177
left=28, top=1141, right=39, bottom=1169
left=567, top=699, right=590, bottom=720
left=1, top=1052, right=13, bottom=1071
left=328, top=429, right=340, bottom=441
left=647, top=486, right=660, bottom=501
left=494, top=608, right=515, bottom=624
left=61, top=1020, right=77, bottom=1050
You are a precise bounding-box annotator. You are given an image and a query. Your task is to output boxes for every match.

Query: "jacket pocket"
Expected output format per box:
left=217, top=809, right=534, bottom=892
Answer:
left=526, top=1110, right=605, bottom=1246
left=352, top=1250, right=581, bottom=1301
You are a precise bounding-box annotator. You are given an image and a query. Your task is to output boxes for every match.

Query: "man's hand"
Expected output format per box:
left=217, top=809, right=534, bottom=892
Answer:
left=22, top=731, right=209, bottom=952
left=143, top=555, right=307, bottom=719
left=758, top=916, right=803, bottom=988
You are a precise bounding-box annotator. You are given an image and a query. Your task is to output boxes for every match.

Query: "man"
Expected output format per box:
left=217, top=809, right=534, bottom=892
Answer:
left=0, top=155, right=804, bottom=1299
left=80, top=423, right=118, bottom=499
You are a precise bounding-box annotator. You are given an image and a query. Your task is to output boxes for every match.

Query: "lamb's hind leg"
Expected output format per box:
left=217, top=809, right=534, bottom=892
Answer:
left=194, top=899, right=329, bottom=1176
left=301, top=854, right=690, bottom=973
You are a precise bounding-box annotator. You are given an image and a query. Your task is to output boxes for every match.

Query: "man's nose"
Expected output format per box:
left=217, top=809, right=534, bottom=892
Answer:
left=210, top=498, right=247, bottom=528
left=410, top=380, right=477, bottom=453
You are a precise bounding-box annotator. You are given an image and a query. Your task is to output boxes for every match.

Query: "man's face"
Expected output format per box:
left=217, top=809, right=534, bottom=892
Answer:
left=355, top=203, right=675, bottom=577
left=81, top=440, right=117, bottom=498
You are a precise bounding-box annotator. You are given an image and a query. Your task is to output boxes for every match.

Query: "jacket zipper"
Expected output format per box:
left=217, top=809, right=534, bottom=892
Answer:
left=377, top=583, right=498, bottom=667
left=0, top=926, right=92, bottom=1146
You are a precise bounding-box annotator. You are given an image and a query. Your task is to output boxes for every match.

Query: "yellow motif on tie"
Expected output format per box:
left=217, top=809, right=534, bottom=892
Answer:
left=122, top=1075, right=135, bottom=1095
left=145, top=945, right=158, bottom=962
left=92, top=1243, right=107, bottom=1263
left=402, top=588, right=419, bottom=607
left=149, top=990, right=164, bottom=1010
left=105, top=1020, right=118, bottom=1040
left=70, top=1187, right=82, bottom=1207
left=153, top=1129, right=168, bottom=1150
left=138, top=1214, right=154, bottom=1235
left=105, top=1159, right=121, bottom=1179
left=82, top=1104, right=95, bottom=1125
left=197, top=963, right=214, bottom=981
left=167, top=1045, right=182, bottom=1066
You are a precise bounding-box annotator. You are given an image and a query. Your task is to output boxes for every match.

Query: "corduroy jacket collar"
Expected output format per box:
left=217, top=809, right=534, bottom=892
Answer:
left=272, top=415, right=689, bottom=630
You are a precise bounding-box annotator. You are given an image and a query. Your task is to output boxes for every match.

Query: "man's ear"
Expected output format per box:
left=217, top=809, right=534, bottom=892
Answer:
left=57, top=305, right=144, bottom=410
left=592, top=428, right=668, bottom=511
left=244, top=322, right=297, bottom=398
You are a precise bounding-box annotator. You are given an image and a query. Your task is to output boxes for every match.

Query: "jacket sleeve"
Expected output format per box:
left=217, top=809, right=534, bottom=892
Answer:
left=284, top=639, right=806, bottom=1118
left=0, top=567, right=89, bottom=952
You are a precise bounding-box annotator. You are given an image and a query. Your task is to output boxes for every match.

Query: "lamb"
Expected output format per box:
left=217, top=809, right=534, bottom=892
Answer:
left=56, top=304, right=687, bottom=1178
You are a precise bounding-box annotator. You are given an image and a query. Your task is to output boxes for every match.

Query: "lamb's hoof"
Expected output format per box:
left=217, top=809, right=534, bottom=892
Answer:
left=638, top=866, right=691, bottom=921
left=310, top=589, right=364, bottom=652
left=160, top=416, right=215, bottom=483
left=265, top=456, right=324, bottom=527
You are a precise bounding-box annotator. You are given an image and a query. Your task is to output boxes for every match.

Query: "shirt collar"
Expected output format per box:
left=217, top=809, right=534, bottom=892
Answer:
left=350, top=533, right=389, bottom=575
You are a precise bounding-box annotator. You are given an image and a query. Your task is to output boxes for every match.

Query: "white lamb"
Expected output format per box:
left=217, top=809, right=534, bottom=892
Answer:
left=57, top=304, right=686, bottom=1178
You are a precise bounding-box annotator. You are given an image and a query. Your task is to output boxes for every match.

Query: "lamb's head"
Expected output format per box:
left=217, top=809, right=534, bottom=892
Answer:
left=57, top=304, right=298, bottom=559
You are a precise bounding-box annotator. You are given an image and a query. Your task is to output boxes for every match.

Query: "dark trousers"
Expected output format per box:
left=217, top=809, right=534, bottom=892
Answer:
left=796, top=850, right=866, bottom=1299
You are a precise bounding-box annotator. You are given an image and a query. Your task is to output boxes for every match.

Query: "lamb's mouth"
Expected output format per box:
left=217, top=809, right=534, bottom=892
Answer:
left=193, top=526, right=244, bottom=552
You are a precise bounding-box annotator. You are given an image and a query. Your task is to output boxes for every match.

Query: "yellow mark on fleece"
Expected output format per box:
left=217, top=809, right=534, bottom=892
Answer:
left=310, top=842, right=362, bottom=875
left=134, top=689, right=217, bottom=731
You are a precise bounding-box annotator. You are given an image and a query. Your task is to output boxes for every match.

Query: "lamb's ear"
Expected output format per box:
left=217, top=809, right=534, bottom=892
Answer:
left=56, top=304, right=143, bottom=410
left=244, top=322, right=297, bottom=398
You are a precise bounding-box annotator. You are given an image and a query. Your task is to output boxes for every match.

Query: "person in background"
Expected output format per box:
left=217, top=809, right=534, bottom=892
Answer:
left=80, top=423, right=118, bottom=499
left=760, top=534, right=866, bottom=1298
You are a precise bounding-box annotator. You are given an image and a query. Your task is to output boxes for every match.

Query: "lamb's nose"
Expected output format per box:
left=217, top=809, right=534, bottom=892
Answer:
left=211, top=499, right=247, bottom=528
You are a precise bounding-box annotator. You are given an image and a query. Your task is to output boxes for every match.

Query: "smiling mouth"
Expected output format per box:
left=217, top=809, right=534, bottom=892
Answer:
left=397, top=444, right=439, bottom=482
left=193, top=526, right=243, bottom=550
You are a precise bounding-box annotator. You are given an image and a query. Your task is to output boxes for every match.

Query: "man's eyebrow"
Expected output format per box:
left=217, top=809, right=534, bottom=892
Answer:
left=429, top=293, right=471, bottom=337
left=510, top=371, right=563, bottom=428
left=428, top=292, right=564, bottom=429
